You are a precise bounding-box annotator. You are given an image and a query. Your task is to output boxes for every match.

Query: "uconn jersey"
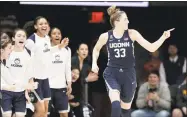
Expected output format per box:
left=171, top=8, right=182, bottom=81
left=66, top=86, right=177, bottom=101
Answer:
left=48, top=47, right=72, bottom=89
left=25, top=33, right=60, bottom=79
left=6, top=49, right=32, bottom=92
left=106, top=30, right=135, bottom=68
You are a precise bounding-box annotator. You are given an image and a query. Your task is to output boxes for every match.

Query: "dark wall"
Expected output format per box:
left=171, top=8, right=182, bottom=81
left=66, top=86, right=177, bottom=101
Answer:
left=1, top=2, right=187, bottom=57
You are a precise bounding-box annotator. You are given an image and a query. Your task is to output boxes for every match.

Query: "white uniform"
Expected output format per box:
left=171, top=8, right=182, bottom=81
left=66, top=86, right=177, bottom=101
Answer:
left=25, top=33, right=59, bottom=79
left=1, top=62, right=16, bottom=90
left=48, top=47, right=72, bottom=89
left=6, top=49, right=33, bottom=92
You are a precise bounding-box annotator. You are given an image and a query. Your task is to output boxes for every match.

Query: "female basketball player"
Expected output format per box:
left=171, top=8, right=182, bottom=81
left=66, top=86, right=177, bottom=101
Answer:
left=48, top=27, right=72, bottom=117
left=1, top=34, right=35, bottom=117
left=92, top=6, right=174, bottom=117
left=25, top=16, right=69, bottom=117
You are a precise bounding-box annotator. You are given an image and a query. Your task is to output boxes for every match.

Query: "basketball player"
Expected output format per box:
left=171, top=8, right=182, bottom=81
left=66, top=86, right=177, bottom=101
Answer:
left=91, top=6, right=174, bottom=117
left=1, top=35, right=35, bottom=117
left=25, top=16, right=69, bottom=117
left=48, top=27, right=72, bottom=117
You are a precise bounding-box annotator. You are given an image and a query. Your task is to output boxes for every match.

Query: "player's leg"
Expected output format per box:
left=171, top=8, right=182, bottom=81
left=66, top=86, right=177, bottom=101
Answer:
left=103, top=67, right=121, bottom=117
left=43, top=78, right=51, bottom=117
left=33, top=79, right=46, bottom=117
left=53, top=88, right=69, bottom=117
left=120, top=68, right=137, bottom=117
left=1, top=91, right=13, bottom=117
left=14, top=92, right=27, bottom=117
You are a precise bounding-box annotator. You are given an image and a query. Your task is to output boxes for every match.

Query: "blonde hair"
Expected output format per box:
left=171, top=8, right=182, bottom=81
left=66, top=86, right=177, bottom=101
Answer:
left=107, top=5, right=125, bottom=27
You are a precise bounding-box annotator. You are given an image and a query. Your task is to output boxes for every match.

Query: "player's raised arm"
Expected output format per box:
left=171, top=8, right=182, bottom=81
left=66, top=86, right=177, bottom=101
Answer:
left=130, top=28, right=175, bottom=52
left=92, top=32, right=108, bottom=73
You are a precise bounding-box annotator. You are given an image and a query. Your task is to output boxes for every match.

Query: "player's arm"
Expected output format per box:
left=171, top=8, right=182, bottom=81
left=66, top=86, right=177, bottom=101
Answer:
left=92, top=32, right=108, bottom=73
left=129, top=28, right=174, bottom=52
left=65, top=47, right=72, bottom=86
left=50, top=37, right=69, bottom=53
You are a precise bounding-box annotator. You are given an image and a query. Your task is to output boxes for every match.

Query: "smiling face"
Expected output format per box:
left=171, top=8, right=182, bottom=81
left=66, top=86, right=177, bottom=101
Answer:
left=50, top=28, right=62, bottom=45
left=72, top=68, right=80, bottom=82
left=34, top=18, right=49, bottom=37
left=77, top=43, right=89, bottom=60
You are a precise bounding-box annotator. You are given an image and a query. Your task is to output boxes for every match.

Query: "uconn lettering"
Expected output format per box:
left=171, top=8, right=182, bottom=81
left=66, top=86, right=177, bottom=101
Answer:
left=11, top=64, right=22, bottom=67
left=52, top=61, right=63, bottom=64
left=109, top=42, right=130, bottom=48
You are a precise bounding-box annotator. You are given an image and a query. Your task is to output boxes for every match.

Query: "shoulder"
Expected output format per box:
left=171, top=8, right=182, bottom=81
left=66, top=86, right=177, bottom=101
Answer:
left=139, top=82, right=149, bottom=90
left=99, top=32, right=108, bottom=40
left=159, top=82, right=169, bottom=89
left=128, top=29, right=140, bottom=41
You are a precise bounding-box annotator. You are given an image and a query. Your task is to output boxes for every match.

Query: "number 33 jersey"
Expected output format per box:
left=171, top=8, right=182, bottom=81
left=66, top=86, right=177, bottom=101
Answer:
left=106, top=30, right=135, bottom=68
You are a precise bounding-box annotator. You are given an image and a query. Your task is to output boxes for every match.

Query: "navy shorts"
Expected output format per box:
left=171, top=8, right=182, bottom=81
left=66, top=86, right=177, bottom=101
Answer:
left=103, top=67, right=137, bottom=103
left=48, top=88, right=69, bottom=113
left=1, top=90, right=26, bottom=115
left=34, top=78, right=51, bottom=101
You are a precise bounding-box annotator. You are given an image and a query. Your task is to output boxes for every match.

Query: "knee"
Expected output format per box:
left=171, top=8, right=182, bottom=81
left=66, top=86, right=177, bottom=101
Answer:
left=131, top=110, right=145, bottom=117
left=60, top=113, right=68, bottom=117
left=2, top=113, right=12, bottom=117
left=121, top=100, right=132, bottom=110
left=15, top=113, right=25, bottom=117
left=109, top=90, right=120, bottom=102
left=156, top=110, right=170, bottom=117
left=172, top=109, right=183, bottom=117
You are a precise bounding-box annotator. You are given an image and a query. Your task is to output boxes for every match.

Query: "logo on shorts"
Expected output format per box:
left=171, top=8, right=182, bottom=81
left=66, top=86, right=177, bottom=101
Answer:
left=52, top=54, right=63, bottom=64
left=43, top=43, right=50, bottom=52
left=119, top=68, right=123, bottom=72
left=11, top=58, right=22, bottom=67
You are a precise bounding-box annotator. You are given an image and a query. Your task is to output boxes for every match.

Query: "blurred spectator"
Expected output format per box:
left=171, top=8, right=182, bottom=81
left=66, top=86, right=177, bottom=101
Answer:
left=71, top=43, right=98, bottom=117
left=90, top=39, right=111, bottom=117
left=144, top=50, right=162, bottom=72
left=0, top=30, right=11, bottom=42
left=0, top=15, right=18, bottom=38
left=69, top=66, right=81, bottom=117
left=131, top=70, right=171, bottom=117
left=159, top=44, right=187, bottom=85
left=144, top=50, right=163, bottom=83
left=23, top=20, right=35, bottom=37
left=172, top=77, right=187, bottom=117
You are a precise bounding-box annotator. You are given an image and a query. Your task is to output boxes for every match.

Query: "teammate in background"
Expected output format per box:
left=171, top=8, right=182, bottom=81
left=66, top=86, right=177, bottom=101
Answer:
left=48, top=27, right=72, bottom=117
left=25, top=16, right=69, bottom=117
left=92, top=5, right=174, bottom=117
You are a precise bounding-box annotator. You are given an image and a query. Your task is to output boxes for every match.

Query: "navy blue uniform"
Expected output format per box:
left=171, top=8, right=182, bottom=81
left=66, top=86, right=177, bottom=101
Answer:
left=103, top=30, right=137, bottom=103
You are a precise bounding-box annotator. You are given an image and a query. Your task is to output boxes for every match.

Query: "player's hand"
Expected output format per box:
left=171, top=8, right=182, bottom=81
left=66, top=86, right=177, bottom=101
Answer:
left=25, top=92, right=31, bottom=103
left=60, top=37, right=69, bottom=48
left=66, top=85, right=72, bottom=96
left=8, top=84, right=16, bottom=91
left=68, top=94, right=74, bottom=100
left=26, top=82, right=38, bottom=91
left=86, top=71, right=99, bottom=82
left=91, top=64, right=99, bottom=74
left=182, top=107, right=187, bottom=115
left=161, top=28, right=175, bottom=40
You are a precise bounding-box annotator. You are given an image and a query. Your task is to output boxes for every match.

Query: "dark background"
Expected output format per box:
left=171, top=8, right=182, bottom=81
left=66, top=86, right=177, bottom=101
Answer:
left=1, top=1, right=187, bottom=60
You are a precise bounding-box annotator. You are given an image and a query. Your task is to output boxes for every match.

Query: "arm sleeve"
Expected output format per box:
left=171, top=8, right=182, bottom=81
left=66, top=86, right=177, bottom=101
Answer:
left=136, top=84, right=148, bottom=108
left=25, top=39, right=36, bottom=52
left=65, top=47, right=72, bottom=83
left=182, top=58, right=186, bottom=73
left=156, top=83, right=171, bottom=110
left=159, top=62, right=167, bottom=83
